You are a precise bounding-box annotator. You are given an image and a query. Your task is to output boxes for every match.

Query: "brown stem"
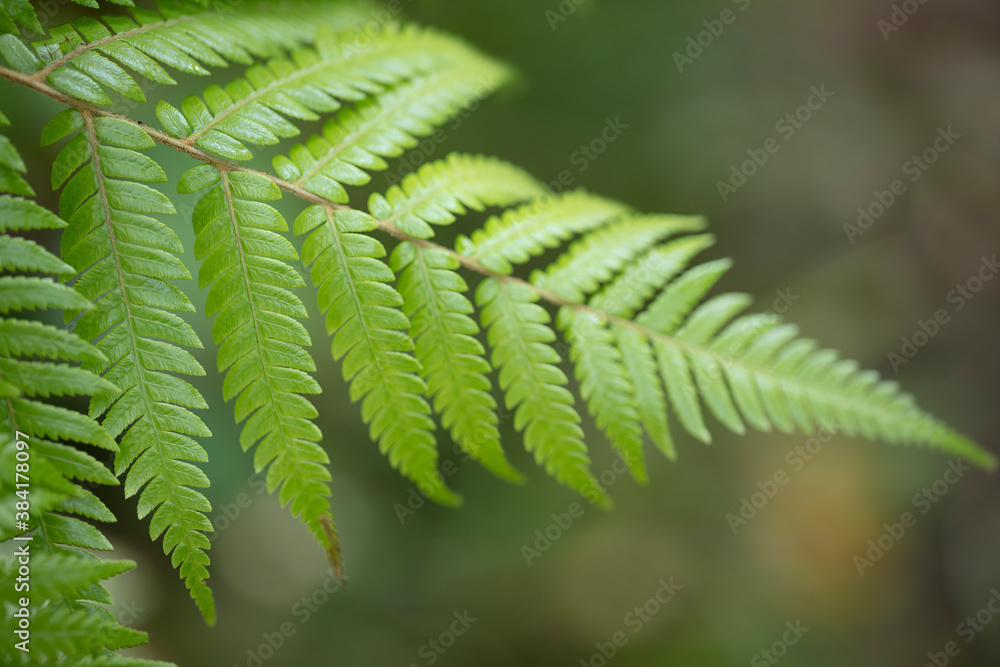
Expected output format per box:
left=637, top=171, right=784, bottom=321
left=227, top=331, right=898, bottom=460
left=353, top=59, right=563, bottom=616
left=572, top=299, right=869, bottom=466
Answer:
left=0, top=64, right=927, bottom=433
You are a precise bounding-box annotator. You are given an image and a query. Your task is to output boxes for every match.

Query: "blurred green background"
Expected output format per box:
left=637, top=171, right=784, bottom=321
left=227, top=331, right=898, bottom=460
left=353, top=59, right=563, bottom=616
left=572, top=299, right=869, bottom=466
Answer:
left=5, top=0, right=1000, bottom=665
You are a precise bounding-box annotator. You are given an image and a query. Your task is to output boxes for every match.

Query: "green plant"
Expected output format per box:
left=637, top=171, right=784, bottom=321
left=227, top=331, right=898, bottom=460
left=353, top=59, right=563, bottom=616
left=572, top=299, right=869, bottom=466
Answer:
left=0, top=0, right=994, bottom=662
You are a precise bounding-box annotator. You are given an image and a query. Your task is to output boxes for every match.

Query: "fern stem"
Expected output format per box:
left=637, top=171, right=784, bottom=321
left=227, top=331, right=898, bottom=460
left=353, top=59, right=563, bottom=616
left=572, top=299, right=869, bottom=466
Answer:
left=2, top=65, right=986, bottom=466
left=0, top=65, right=351, bottom=208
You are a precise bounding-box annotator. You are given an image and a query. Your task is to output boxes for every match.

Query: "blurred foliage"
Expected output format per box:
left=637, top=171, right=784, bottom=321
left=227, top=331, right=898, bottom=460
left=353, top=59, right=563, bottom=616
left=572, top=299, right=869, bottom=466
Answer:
left=4, top=0, right=999, bottom=665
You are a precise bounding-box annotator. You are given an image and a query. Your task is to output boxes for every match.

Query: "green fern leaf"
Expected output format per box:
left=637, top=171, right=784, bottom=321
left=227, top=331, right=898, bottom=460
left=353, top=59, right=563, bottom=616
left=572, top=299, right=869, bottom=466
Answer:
left=0, top=0, right=45, bottom=36
left=529, top=215, right=998, bottom=472
left=0, top=358, right=116, bottom=398
left=0, top=275, right=94, bottom=313
left=0, top=4, right=992, bottom=627
left=180, top=164, right=342, bottom=576
left=532, top=215, right=707, bottom=302
left=587, top=238, right=716, bottom=459
left=0, top=550, right=164, bottom=666
left=370, top=153, right=547, bottom=238
left=0, top=115, right=167, bottom=665
left=520, top=216, right=704, bottom=479
left=45, top=108, right=216, bottom=623
left=455, top=191, right=632, bottom=274
left=0, top=233, right=78, bottom=276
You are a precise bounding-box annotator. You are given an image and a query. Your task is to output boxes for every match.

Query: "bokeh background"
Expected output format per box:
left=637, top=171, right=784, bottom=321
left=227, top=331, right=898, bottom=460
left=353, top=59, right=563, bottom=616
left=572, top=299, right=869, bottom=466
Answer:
left=5, top=0, right=1000, bottom=665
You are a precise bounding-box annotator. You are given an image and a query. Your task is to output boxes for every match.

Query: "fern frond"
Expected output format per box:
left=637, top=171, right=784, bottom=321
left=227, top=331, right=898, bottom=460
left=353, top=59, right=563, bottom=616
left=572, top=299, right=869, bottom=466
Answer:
left=0, top=111, right=118, bottom=462
left=370, top=153, right=547, bottom=238
left=294, top=203, right=459, bottom=505
left=0, top=233, right=77, bottom=275
left=274, top=48, right=511, bottom=201
left=44, top=107, right=216, bottom=623
left=157, top=25, right=486, bottom=160
left=380, top=155, right=545, bottom=482
left=0, top=274, right=95, bottom=313
left=590, top=238, right=717, bottom=459
left=558, top=308, right=648, bottom=482
left=532, top=215, right=707, bottom=302
left=0, top=117, right=169, bottom=665
left=15, top=1, right=366, bottom=106
left=0, top=0, right=990, bottom=578
left=179, top=164, right=341, bottom=576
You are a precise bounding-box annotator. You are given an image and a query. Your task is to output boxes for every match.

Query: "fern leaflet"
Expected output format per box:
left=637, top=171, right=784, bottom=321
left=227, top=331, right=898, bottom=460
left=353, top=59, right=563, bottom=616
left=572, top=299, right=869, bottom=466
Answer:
left=44, top=107, right=216, bottom=622
left=179, top=164, right=341, bottom=576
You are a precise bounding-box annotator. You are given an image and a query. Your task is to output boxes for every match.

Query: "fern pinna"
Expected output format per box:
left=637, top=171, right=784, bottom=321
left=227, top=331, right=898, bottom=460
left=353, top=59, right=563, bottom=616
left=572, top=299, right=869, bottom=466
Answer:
left=0, top=0, right=995, bottom=657
left=0, top=108, right=158, bottom=663
left=44, top=107, right=216, bottom=622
